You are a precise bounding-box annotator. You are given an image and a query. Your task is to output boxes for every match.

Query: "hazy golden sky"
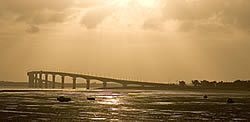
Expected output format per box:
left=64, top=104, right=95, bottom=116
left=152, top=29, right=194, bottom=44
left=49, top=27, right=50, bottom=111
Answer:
left=0, top=0, right=250, bottom=83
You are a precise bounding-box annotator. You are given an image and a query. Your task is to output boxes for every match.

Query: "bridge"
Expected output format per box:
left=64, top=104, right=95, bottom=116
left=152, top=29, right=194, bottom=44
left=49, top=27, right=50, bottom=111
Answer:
left=27, top=71, right=170, bottom=89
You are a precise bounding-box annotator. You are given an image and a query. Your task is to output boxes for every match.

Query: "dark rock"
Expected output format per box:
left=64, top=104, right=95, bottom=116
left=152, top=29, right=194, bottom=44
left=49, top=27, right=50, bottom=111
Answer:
left=87, top=97, right=95, bottom=100
left=57, top=96, right=71, bottom=102
left=227, top=98, right=234, bottom=103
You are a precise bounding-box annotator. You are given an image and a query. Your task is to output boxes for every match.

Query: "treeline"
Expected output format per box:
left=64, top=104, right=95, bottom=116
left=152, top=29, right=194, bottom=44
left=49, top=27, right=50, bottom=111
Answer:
left=0, top=81, right=28, bottom=88
left=178, top=80, right=250, bottom=89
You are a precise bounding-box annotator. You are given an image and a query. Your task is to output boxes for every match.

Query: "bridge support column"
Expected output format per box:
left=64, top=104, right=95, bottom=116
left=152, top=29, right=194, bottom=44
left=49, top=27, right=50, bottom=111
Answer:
left=32, top=74, right=35, bottom=88
left=52, top=75, right=55, bottom=89
left=103, top=82, right=107, bottom=88
left=39, top=73, right=43, bottom=88
left=61, top=76, right=65, bottom=89
left=34, top=74, right=38, bottom=88
left=86, top=79, right=90, bottom=89
left=73, top=77, right=76, bottom=89
left=28, top=73, right=34, bottom=88
left=45, top=74, right=48, bottom=88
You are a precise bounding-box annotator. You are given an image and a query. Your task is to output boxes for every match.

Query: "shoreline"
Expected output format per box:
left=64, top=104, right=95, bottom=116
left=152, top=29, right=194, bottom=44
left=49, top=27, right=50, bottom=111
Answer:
left=0, top=87, right=249, bottom=93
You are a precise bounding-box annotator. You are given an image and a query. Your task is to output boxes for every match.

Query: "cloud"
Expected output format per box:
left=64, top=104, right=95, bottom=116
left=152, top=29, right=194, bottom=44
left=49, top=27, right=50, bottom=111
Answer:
left=80, top=8, right=113, bottom=29
left=143, top=17, right=164, bottom=30
left=26, top=25, right=40, bottom=33
left=0, top=0, right=106, bottom=33
left=222, top=0, right=250, bottom=30
left=162, top=0, right=224, bottom=20
left=0, top=0, right=73, bottom=18
left=0, top=0, right=73, bottom=33
left=144, top=0, right=250, bottom=33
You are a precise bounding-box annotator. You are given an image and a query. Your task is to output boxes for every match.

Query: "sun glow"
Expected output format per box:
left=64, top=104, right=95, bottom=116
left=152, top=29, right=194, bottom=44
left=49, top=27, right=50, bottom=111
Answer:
left=103, top=0, right=162, bottom=30
left=137, top=0, right=159, bottom=8
left=114, top=0, right=160, bottom=8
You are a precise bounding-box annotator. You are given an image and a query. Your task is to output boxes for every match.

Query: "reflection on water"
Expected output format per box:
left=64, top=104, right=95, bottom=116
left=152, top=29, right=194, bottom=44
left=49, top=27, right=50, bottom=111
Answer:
left=97, top=96, right=121, bottom=105
left=0, top=89, right=250, bottom=121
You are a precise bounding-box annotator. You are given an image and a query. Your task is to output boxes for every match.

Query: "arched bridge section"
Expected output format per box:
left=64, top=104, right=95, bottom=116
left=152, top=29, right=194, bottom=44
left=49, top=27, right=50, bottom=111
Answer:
left=27, top=71, right=169, bottom=89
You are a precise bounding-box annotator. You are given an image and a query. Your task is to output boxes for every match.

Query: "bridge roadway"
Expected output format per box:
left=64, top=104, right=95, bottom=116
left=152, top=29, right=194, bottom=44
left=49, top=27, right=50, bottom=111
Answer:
left=27, top=71, right=169, bottom=89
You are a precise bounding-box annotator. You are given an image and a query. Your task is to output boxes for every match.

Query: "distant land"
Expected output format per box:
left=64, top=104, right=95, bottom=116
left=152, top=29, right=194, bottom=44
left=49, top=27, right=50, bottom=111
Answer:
left=0, top=81, right=28, bottom=89
left=1, top=80, right=250, bottom=91
left=0, top=81, right=117, bottom=89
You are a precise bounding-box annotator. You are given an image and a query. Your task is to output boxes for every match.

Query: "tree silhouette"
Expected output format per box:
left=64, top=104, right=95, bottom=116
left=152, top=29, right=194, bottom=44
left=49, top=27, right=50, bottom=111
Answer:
left=179, top=81, right=186, bottom=87
left=192, top=80, right=200, bottom=87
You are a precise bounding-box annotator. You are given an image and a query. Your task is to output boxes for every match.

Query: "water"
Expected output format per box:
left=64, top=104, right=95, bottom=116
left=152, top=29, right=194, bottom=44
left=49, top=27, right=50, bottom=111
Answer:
left=0, top=89, right=250, bottom=121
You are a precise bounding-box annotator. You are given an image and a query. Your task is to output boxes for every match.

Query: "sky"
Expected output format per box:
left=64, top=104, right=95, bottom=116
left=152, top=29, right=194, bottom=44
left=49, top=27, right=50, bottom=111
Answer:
left=0, top=0, right=250, bottom=83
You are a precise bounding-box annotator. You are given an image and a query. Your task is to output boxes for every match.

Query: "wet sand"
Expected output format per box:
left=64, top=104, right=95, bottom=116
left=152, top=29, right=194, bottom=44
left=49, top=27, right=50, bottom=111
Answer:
left=0, top=89, right=250, bottom=121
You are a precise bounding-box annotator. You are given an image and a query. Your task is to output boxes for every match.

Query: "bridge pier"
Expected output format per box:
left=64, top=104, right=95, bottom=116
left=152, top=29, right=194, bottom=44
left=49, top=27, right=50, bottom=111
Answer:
left=73, top=77, right=76, bottom=89
left=61, top=76, right=65, bottom=89
left=52, top=75, right=56, bottom=89
left=45, top=74, right=48, bottom=88
left=34, top=74, right=38, bottom=88
left=28, top=73, right=34, bottom=88
left=39, top=73, right=43, bottom=88
left=103, top=82, right=107, bottom=88
left=32, top=74, right=35, bottom=88
left=86, top=79, right=90, bottom=89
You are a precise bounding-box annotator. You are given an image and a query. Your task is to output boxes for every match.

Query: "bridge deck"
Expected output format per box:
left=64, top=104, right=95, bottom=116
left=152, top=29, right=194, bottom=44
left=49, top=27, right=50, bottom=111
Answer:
left=28, top=71, right=170, bottom=88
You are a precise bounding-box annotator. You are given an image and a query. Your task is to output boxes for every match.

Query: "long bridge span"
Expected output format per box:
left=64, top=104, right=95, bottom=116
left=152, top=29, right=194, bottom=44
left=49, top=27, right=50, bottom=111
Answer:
left=27, top=71, right=169, bottom=89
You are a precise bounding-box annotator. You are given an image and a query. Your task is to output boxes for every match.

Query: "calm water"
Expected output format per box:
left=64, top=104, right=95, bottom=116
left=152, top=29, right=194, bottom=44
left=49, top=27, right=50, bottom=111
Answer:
left=0, top=89, right=250, bottom=121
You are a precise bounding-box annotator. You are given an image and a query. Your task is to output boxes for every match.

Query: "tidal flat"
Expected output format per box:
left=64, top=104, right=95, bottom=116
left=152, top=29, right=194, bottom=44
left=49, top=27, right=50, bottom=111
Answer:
left=0, top=89, right=249, bottom=121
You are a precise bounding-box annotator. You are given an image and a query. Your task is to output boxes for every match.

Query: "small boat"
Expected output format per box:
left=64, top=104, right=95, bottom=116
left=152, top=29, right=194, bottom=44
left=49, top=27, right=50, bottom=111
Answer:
left=87, top=97, right=95, bottom=100
left=227, top=98, right=234, bottom=103
left=57, top=96, right=71, bottom=102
